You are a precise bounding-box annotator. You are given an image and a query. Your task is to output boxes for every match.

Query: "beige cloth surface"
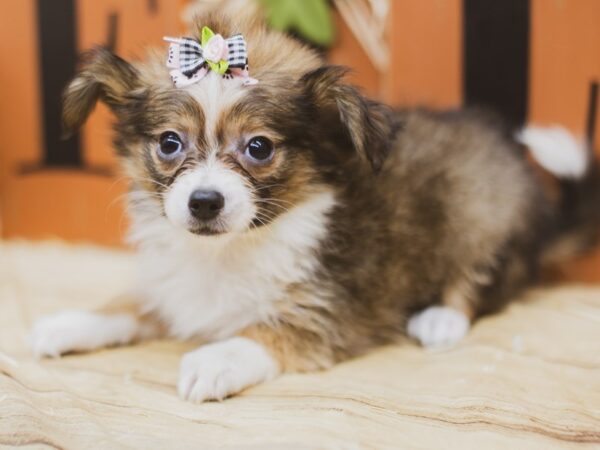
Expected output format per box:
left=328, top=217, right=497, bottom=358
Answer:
left=0, top=240, right=599, bottom=449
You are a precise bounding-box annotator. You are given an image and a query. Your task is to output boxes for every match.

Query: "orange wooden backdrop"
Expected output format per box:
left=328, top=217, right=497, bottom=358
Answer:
left=0, top=0, right=185, bottom=246
left=528, top=0, right=600, bottom=281
left=1, top=0, right=599, bottom=279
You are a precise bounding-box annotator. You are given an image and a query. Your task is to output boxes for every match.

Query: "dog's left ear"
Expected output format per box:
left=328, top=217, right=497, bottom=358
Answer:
left=301, top=66, right=393, bottom=171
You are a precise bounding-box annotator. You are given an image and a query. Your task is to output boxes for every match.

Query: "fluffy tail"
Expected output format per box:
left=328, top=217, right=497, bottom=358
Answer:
left=516, top=125, right=600, bottom=263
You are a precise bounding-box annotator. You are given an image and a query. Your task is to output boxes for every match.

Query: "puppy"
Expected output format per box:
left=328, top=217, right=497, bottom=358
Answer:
left=31, top=13, right=600, bottom=402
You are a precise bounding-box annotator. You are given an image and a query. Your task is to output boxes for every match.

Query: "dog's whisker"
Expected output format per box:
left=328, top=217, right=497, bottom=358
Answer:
left=255, top=201, right=292, bottom=214
left=136, top=177, right=171, bottom=190
left=254, top=183, right=287, bottom=191
left=256, top=196, right=295, bottom=205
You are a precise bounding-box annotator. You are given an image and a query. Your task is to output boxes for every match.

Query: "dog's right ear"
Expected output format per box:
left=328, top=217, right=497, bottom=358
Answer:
left=63, top=47, right=139, bottom=136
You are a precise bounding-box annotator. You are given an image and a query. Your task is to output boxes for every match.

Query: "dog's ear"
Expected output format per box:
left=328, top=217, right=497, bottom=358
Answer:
left=63, top=47, right=139, bottom=136
left=301, top=66, right=393, bottom=171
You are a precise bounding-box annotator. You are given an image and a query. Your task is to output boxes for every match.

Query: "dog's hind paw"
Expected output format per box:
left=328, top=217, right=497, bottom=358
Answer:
left=407, top=306, right=470, bottom=348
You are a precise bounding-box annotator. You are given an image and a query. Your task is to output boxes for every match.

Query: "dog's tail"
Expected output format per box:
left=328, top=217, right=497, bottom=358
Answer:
left=516, top=125, right=600, bottom=264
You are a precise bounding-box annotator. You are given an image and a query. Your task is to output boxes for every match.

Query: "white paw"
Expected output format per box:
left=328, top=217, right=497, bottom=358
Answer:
left=407, top=306, right=470, bottom=348
left=178, top=337, right=279, bottom=403
left=30, top=310, right=138, bottom=358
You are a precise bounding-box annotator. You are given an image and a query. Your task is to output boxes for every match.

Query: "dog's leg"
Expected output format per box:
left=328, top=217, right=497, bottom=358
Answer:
left=408, top=240, right=539, bottom=349
left=177, top=320, right=342, bottom=403
left=407, top=281, right=474, bottom=349
left=177, top=291, right=343, bottom=402
left=30, top=297, right=163, bottom=358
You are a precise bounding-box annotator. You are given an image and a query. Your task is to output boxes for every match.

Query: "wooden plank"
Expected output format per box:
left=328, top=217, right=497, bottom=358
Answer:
left=463, top=0, right=530, bottom=126
left=383, top=0, right=462, bottom=108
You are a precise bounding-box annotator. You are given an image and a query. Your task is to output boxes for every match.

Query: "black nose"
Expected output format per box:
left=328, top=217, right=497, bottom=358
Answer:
left=188, top=190, right=225, bottom=220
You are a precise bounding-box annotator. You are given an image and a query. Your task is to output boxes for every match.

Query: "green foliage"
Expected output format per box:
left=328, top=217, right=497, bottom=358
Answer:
left=259, top=0, right=335, bottom=47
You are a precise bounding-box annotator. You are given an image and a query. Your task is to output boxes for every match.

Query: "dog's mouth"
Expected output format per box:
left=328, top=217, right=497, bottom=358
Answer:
left=188, top=227, right=224, bottom=236
left=187, top=220, right=228, bottom=236
left=188, top=213, right=272, bottom=236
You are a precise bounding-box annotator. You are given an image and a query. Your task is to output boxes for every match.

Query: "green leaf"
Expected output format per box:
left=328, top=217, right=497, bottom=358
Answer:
left=201, top=26, right=215, bottom=47
left=259, top=0, right=334, bottom=47
left=207, top=60, right=229, bottom=75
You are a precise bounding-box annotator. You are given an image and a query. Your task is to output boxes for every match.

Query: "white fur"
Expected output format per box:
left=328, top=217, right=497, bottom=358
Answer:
left=30, top=311, right=138, bottom=358
left=129, top=188, right=336, bottom=341
left=164, top=156, right=256, bottom=233
left=407, top=306, right=470, bottom=348
left=517, top=125, right=588, bottom=178
left=186, top=72, right=247, bottom=148
left=178, top=337, right=279, bottom=402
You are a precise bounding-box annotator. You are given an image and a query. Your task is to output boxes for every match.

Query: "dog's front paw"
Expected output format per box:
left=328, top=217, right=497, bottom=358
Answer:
left=30, top=310, right=138, bottom=358
left=407, top=306, right=470, bottom=348
left=178, top=337, right=279, bottom=403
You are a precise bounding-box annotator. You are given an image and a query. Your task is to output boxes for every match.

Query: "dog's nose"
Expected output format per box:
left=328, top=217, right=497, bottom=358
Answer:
left=188, top=190, right=225, bottom=220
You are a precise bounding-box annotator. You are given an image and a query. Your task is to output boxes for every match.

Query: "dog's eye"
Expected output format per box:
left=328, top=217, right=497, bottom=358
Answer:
left=245, top=136, right=274, bottom=162
left=158, top=131, right=183, bottom=158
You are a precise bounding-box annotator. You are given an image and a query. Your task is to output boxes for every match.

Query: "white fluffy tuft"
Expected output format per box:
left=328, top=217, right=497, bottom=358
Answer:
left=516, top=125, right=588, bottom=179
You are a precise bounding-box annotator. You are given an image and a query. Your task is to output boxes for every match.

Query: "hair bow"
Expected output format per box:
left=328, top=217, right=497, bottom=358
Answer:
left=164, top=26, right=258, bottom=88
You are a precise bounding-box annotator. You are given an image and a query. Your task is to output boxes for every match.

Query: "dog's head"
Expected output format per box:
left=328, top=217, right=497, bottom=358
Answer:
left=63, top=14, right=393, bottom=237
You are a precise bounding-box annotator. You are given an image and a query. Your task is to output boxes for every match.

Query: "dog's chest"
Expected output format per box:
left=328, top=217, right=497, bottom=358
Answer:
left=133, top=191, right=335, bottom=341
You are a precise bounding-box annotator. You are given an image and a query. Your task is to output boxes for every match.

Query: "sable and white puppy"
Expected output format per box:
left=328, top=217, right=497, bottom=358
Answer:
left=31, top=13, right=600, bottom=402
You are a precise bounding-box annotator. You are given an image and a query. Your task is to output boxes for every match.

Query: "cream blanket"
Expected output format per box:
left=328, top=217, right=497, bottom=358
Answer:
left=1, top=241, right=599, bottom=448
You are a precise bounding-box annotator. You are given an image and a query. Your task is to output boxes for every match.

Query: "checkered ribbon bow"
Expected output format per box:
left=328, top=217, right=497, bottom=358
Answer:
left=164, top=26, right=258, bottom=87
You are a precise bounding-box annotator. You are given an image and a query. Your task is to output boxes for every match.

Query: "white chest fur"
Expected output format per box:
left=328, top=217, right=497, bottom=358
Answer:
left=128, top=190, right=336, bottom=341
